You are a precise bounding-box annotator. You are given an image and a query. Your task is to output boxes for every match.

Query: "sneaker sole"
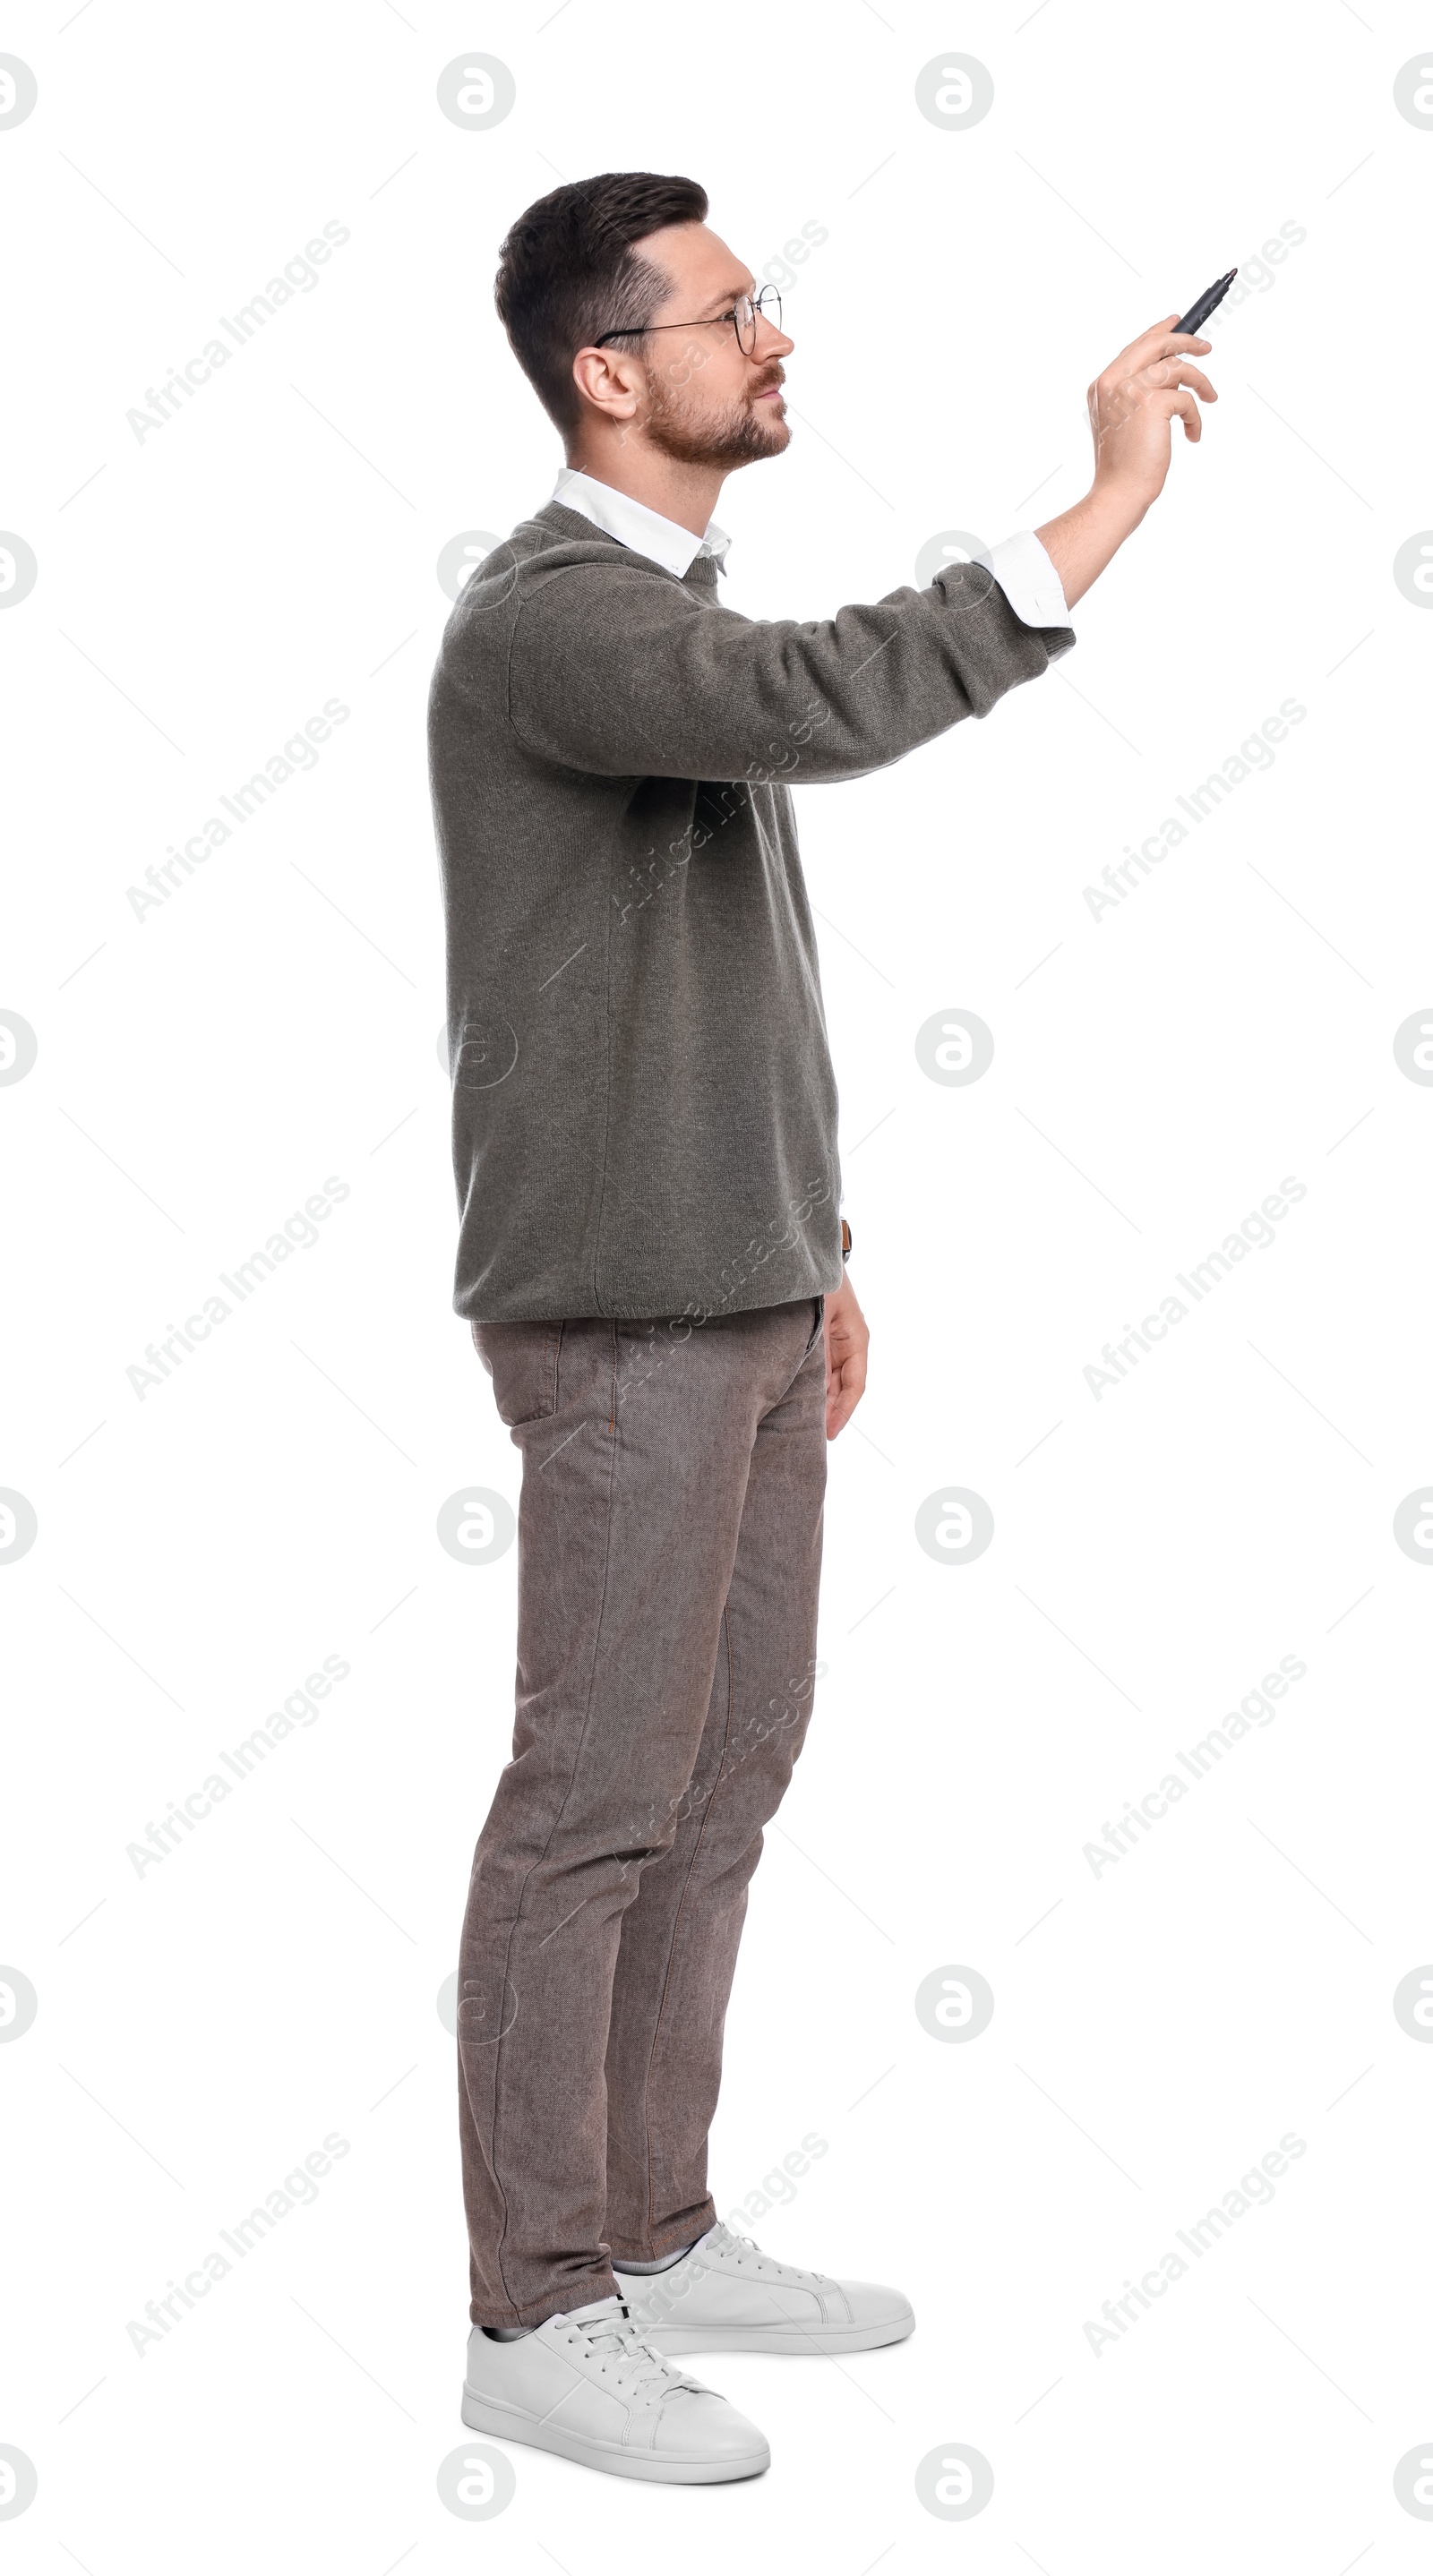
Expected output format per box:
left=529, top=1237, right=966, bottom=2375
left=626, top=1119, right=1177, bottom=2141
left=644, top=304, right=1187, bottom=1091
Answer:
left=636, top=2309, right=915, bottom=2357
left=459, top=2385, right=769, bottom=2484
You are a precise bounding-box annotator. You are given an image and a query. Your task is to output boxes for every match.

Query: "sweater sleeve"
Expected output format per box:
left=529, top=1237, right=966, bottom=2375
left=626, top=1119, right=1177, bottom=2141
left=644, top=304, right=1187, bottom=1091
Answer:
left=505, top=559, right=1074, bottom=785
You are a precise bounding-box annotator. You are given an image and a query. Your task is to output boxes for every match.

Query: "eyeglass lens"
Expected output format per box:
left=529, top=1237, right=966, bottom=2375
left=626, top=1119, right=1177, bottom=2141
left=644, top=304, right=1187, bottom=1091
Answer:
left=736, top=287, right=782, bottom=351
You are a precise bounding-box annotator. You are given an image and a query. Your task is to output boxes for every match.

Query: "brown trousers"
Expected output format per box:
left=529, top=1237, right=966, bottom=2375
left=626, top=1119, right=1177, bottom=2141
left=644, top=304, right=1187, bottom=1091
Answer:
left=458, top=1298, right=827, bottom=2328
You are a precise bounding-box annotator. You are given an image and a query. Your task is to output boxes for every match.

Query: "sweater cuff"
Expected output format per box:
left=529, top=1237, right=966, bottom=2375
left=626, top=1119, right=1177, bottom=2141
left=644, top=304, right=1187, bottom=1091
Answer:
left=989, top=529, right=1071, bottom=632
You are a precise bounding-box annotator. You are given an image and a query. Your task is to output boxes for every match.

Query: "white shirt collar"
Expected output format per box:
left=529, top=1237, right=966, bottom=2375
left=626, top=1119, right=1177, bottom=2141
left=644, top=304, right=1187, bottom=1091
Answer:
left=550, top=467, right=730, bottom=578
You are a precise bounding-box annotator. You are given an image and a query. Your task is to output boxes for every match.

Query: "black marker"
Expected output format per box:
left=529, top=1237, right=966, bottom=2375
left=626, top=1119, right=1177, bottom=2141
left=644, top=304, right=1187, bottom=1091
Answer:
left=1175, top=269, right=1238, bottom=336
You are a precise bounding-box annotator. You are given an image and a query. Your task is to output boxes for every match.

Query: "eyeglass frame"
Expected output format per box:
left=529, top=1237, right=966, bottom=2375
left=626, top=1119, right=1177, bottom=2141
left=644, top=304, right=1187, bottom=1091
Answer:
left=593, top=284, right=784, bottom=355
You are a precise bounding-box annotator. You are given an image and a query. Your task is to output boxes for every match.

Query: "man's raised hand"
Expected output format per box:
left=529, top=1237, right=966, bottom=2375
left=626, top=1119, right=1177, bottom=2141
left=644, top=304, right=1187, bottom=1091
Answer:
left=1035, top=317, right=1219, bottom=609
left=1086, top=316, right=1219, bottom=511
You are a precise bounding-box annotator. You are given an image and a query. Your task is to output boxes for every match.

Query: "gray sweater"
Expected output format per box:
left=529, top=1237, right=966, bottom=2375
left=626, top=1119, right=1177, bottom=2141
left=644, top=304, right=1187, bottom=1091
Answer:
left=427, top=499, right=1073, bottom=1322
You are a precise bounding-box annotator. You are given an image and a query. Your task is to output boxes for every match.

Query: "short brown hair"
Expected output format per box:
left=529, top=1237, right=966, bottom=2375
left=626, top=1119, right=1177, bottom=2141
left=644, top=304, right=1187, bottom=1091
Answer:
left=493, top=171, right=708, bottom=435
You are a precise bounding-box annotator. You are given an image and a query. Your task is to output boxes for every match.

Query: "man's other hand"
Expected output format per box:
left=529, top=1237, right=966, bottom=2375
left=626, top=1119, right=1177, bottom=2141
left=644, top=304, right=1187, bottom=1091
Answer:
left=823, top=1276, right=869, bottom=1440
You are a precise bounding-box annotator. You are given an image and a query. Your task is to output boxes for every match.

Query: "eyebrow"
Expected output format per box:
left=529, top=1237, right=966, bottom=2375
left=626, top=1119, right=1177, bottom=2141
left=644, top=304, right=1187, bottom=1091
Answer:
left=693, top=277, right=754, bottom=317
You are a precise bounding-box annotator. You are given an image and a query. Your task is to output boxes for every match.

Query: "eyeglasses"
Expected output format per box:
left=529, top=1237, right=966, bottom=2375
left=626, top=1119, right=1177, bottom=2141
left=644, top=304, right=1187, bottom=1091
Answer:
left=595, top=285, right=784, bottom=356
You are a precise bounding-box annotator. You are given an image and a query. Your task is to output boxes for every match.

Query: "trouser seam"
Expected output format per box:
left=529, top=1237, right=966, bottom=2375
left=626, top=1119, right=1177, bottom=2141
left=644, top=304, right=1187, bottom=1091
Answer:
left=486, top=1322, right=622, bottom=2316
left=638, top=1598, right=742, bottom=2247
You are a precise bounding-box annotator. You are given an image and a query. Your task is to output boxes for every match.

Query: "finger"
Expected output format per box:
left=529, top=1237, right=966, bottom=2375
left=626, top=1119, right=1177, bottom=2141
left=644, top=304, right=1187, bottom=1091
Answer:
left=1121, top=317, right=1211, bottom=366
left=827, top=1360, right=862, bottom=1438
left=1162, top=386, right=1203, bottom=441
left=1092, top=345, right=1211, bottom=422
left=1111, top=336, right=1211, bottom=390
left=1142, top=360, right=1217, bottom=401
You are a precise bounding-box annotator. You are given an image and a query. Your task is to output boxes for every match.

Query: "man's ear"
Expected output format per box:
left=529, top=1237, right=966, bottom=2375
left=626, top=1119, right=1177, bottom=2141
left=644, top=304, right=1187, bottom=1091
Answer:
left=571, top=343, right=644, bottom=424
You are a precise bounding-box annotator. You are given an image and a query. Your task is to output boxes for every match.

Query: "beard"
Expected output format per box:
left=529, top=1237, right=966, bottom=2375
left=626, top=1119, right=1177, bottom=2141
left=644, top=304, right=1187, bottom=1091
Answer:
left=640, top=364, right=790, bottom=466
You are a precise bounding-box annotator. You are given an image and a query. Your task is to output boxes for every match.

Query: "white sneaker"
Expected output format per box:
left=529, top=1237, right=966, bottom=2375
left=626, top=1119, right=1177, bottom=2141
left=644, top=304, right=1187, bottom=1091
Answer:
left=460, top=2295, right=769, bottom=2485
left=615, top=2224, right=915, bottom=2355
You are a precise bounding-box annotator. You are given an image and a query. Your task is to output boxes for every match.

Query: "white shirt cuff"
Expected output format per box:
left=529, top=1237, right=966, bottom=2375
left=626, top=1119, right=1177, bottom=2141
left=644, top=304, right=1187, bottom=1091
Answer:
left=988, top=529, right=1070, bottom=630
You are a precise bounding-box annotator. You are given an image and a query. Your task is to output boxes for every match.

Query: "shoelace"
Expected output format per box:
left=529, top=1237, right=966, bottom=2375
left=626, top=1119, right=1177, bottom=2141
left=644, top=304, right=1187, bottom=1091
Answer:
left=717, top=2226, right=832, bottom=2287
left=563, top=2307, right=699, bottom=2401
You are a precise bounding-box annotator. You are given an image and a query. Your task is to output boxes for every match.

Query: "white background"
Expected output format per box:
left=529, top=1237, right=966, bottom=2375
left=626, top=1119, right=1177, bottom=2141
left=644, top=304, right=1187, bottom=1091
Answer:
left=4, top=1, right=1433, bottom=2567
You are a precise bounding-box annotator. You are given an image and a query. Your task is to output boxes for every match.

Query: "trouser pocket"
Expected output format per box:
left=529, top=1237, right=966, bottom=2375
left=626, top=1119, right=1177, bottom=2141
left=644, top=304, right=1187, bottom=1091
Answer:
left=470, top=1319, right=565, bottom=1425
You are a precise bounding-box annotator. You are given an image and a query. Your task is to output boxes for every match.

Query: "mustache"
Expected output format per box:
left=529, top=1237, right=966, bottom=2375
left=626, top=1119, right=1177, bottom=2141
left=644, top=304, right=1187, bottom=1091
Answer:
left=750, top=366, right=786, bottom=398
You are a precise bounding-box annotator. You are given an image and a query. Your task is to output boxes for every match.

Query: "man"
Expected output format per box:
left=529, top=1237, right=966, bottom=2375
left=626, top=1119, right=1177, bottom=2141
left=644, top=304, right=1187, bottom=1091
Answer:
left=428, top=171, right=1214, bottom=2485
